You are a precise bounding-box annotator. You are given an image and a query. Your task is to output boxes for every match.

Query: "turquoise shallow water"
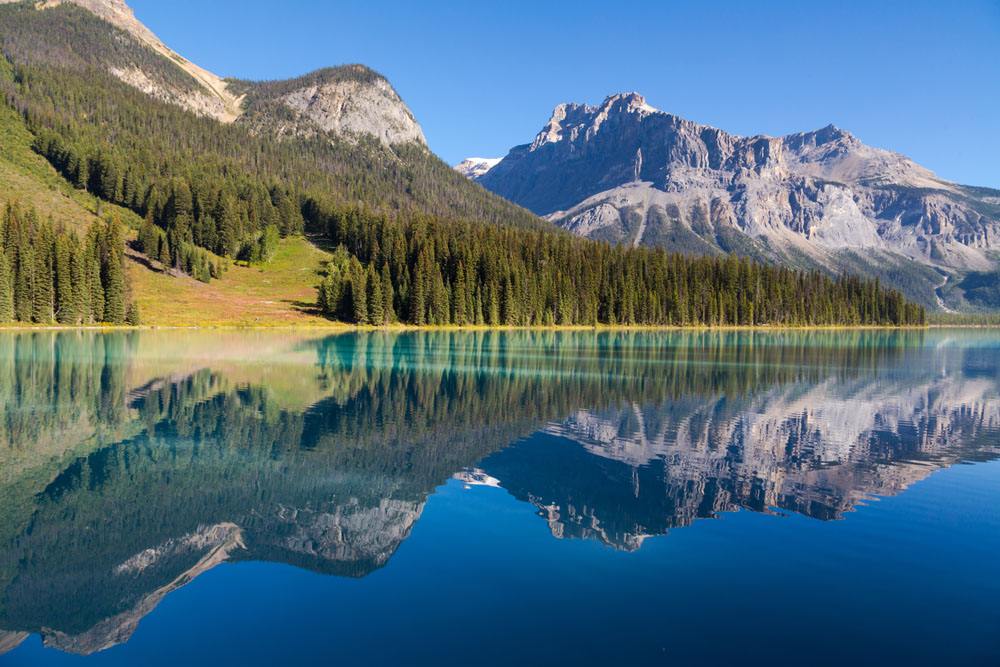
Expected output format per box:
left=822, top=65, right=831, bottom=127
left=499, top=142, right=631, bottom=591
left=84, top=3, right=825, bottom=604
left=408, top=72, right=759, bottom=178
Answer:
left=0, top=329, right=997, bottom=665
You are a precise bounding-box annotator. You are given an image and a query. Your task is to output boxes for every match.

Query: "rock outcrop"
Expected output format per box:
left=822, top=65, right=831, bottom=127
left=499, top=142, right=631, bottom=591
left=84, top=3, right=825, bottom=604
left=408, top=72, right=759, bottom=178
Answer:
left=247, top=66, right=427, bottom=147
left=465, top=93, right=1000, bottom=309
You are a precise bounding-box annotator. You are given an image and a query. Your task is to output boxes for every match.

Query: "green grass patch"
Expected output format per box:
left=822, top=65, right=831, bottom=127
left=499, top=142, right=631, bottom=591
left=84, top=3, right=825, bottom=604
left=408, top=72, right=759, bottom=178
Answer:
left=131, top=236, right=341, bottom=326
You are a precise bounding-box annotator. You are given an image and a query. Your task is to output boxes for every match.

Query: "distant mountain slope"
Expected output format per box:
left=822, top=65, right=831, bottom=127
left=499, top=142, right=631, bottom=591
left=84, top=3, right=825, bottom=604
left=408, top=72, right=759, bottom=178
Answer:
left=463, top=93, right=1000, bottom=310
left=0, top=0, right=241, bottom=120
left=454, top=157, right=501, bottom=179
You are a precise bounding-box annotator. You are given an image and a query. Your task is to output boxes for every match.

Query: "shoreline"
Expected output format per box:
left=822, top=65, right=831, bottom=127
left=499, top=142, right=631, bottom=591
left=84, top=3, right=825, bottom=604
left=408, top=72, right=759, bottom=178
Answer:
left=0, top=323, right=994, bottom=332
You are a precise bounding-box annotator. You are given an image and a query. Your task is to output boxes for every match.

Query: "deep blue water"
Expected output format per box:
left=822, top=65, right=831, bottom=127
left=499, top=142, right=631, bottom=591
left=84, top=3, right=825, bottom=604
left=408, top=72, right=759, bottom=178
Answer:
left=0, top=329, right=997, bottom=665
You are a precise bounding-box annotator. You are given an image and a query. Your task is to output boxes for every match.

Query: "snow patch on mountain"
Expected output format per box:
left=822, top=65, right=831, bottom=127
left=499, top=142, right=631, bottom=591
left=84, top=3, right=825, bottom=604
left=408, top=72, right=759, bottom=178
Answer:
left=454, top=157, right=502, bottom=179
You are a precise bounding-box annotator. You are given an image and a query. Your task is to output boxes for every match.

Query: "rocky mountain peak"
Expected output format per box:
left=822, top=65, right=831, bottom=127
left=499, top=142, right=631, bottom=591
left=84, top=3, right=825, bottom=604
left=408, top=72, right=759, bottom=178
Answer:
left=531, top=92, right=660, bottom=150
left=454, top=157, right=502, bottom=179
left=37, top=0, right=134, bottom=27
left=602, top=91, right=659, bottom=115
left=783, top=123, right=859, bottom=152
left=259, top=65, right=427, bottom=147
left=470, top=92, right=1000, bottom=309
left=2, top=0, right=427, bottom=147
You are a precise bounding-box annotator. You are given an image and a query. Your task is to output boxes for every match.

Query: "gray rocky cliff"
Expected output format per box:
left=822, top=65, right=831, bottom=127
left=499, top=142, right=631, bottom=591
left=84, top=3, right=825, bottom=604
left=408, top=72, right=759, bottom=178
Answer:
left=467, top=93, right=1000, bottom=309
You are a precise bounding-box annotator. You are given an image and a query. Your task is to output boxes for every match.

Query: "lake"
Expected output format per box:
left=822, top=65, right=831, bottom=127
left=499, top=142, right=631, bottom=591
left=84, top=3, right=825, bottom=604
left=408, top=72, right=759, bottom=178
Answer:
left=0, top=329, right=997, bottom=666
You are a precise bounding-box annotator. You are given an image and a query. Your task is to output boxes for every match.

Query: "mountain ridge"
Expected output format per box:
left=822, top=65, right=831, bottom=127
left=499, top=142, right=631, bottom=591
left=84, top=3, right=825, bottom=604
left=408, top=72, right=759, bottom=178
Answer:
left=0, top=0, right=432, bottom=148
left=463, top=92, right=1000, bottom=310
left=0, top=0, right=243, bottom=120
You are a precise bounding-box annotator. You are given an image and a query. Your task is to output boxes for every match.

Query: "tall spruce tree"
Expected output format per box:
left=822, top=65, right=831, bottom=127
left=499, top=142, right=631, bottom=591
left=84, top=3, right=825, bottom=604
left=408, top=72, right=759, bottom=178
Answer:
left=366, top=264, right=384, bottom=326
left=14, top=244, right=33, bottom=322
left=0, top=249, right=13, bottom=322
left=103, top=219, right=127, bottom=324
left=86, top=226, right=105, bottom=323
left=54, top=232, right=76, bottom=324
left=380, top=262, right=395, bottom=324
left=69, top=233, right=88, bottom=324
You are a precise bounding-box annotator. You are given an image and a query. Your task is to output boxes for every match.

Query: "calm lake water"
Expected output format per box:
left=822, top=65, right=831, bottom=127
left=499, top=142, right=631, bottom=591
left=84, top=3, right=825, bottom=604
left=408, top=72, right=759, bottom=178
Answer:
left=0, top=329, right=997, bottom=666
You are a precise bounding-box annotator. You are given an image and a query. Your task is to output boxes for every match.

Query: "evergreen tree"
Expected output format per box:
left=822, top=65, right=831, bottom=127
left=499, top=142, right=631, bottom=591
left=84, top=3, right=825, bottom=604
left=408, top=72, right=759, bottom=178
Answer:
left=126, top=300, right=141, bottom=325
left=70, top=234, right=88, bottom=323
left=349, top=257, right=368, bottom=325
left=0, top=249, right=13, bottom=322
left=380, top=262, right=395, bottom=324
left=54, top=232, right=76, bottom=324
left=103, top=218, right=127, bottom=324
left=31, top=228, right=54, bottom=324
left=86, top=227, right=105, bottom=323
left=13, top=242, right=33, bottom=322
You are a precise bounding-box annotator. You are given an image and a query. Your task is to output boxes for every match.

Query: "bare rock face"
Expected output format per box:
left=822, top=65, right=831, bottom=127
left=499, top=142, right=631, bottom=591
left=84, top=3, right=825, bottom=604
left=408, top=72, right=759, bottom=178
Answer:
left=261, top=497, right=424, bottom=571
left=469, top=93, right=1000, bottom=309
left=277, top=68, right=426, bottom=147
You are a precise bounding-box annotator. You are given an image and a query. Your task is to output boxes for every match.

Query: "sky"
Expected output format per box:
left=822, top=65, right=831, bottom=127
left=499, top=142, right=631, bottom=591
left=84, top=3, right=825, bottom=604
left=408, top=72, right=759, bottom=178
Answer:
left=128, top=0, right=1000, bottom=187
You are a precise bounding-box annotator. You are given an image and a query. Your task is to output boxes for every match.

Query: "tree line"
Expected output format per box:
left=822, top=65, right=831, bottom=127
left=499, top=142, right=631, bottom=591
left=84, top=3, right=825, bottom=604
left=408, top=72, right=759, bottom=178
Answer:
left=0, top=202, right=138, bottom=325
left=312, top=206, right=926, bottom=327
left=32, top=130, right=297, bottom=278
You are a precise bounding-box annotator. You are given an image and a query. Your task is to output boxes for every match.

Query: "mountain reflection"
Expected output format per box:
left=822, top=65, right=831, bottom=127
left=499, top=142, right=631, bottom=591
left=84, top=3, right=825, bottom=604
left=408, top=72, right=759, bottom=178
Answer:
left=0, top=330, right=996, bottom=655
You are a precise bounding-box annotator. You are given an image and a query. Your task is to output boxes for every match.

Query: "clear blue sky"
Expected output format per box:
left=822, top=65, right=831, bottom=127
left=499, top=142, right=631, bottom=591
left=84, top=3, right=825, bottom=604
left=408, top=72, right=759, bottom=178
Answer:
left=130, top=0, right=1000, bottom=187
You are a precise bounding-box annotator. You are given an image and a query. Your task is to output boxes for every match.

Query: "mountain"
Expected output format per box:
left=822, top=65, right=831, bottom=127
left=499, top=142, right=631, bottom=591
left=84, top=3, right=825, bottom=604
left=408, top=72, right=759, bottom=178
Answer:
left=0, top=0, right=547, bottom=325
left=454, top=157, right=501, bottom=179
left=0, top=1, right=926, bottom=328
left=462, top=93, right=1000, bottom=310
left=0, top=0, right=540, bottom=225
left=0, top=0, right=241, bottom=120
left=233, top=65, right=426, bottom=146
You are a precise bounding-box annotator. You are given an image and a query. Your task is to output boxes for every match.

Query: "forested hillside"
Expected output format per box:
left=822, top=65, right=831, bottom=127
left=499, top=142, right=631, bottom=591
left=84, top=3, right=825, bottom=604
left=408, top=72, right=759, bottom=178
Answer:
left=312, top=206, right=925, bottom=326
left=0, top=0, right=926, bottom=327
left=0, top=3, right=541, bottom=270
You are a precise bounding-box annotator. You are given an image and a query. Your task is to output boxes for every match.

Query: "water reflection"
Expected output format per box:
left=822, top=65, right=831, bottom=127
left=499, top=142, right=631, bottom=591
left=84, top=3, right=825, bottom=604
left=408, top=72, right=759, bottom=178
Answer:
left=0, top=330, right=996, bottom=656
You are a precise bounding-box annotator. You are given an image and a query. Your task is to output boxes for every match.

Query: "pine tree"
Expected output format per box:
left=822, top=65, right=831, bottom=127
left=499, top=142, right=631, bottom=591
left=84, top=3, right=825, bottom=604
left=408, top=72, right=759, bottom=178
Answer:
left=349, top=258, right=368, bottom=325
left=54, top=232, right=75, bottom=324
left=31, top=226, right=53, bottom=324
left=431, top=267, right=449, bottom=325
left=0, top=249, right=13, bottom=322
left=70, top=234, right=88, bottom=323
left=103, top=219, right=127, bottom=324
left=410, top=264, right=426, bottom=326
left=86, top=228, right=105, bottom=323
left=380, top=262, right=395, bottom=323
left=452, top=262, right=468, bottom=325
left=366, top=264, right=384, bottom=326
left=13, top=242, right=33, bottom=322
left=126, top=301, right=141, bottom=325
